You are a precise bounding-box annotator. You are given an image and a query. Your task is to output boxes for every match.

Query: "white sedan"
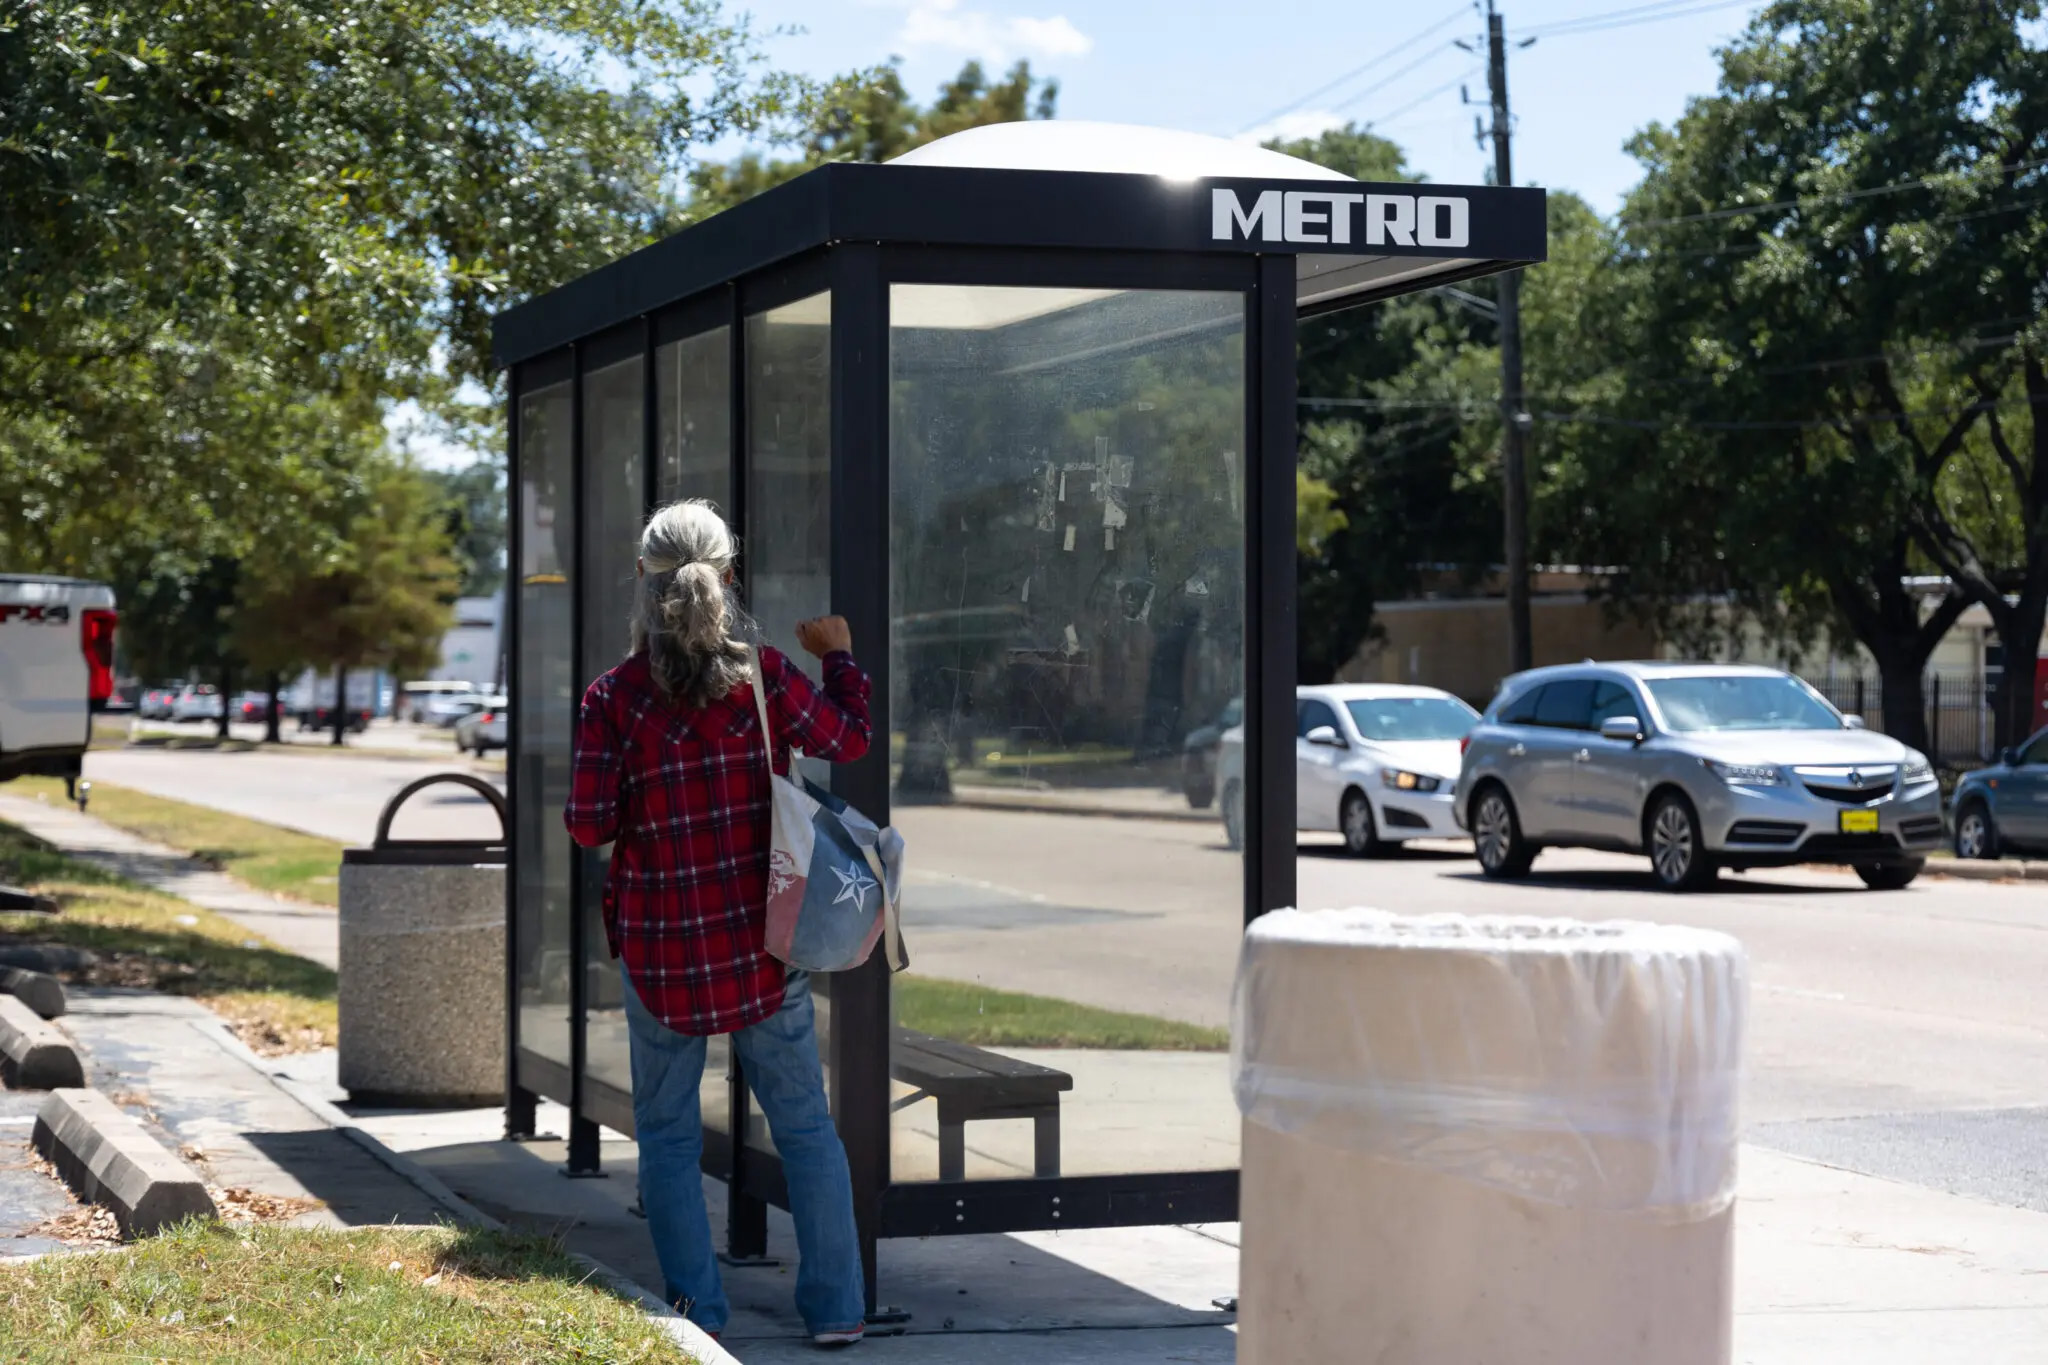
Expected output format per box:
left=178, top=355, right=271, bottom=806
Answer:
left=1217, top=684, right=1480, bottom=854
left=454, top=697, right=508, bottom=754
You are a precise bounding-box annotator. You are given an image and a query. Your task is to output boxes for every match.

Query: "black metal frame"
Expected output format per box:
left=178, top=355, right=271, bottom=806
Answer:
left=497, top=156, right=1544, bottom=1310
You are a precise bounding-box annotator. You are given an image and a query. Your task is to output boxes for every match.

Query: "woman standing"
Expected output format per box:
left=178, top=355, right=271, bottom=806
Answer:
left=565, top=499, right=869, bottom=1347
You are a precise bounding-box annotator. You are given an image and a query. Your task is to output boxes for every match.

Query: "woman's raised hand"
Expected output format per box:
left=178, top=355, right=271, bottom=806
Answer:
left=795, top=616, right=854, bottom=658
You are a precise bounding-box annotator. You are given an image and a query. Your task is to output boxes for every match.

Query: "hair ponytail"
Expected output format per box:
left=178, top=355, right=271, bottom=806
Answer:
left=630, top=501, right=754, bottom=707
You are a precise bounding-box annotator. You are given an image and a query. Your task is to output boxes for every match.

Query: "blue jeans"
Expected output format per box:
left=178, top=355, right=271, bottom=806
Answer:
left=621, top=964, right=866, bottom=1336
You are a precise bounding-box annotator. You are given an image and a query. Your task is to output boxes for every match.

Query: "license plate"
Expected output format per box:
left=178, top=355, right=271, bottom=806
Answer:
left=1839, top=809, right=1880, bottom=834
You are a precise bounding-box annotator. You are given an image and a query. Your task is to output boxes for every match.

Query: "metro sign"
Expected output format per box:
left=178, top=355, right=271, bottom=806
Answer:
left=1211, top=186, right=1472, bottom=250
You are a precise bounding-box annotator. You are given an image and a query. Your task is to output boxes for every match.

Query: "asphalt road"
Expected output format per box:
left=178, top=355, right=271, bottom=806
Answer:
left=62, top=747, right=2048, bottom=1216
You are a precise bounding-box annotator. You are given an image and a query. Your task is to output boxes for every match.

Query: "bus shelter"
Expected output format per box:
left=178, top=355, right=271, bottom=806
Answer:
left=492, top=121, right=1546, bottom=1310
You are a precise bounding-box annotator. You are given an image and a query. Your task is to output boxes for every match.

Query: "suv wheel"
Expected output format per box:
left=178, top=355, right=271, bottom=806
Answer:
left=1472, top=787, right=1536, bottom=878
left=1856, top=859, right=1924, bottom=891
left=1953, top=802, right=1998, bottom=861
left=1340, top=791, right=1382, bottom=858
left=1220, top=781, right=1245, bottom=852
left=1647, top=793, right=1717, bottom=891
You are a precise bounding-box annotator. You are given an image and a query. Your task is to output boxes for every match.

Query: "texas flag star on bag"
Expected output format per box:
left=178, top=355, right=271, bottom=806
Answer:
left=752, top=651, right=908, bottom=974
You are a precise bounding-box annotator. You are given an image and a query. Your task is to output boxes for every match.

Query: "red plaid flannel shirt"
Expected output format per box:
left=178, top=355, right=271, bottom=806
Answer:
left=564, top=646, right=872, bottom=1035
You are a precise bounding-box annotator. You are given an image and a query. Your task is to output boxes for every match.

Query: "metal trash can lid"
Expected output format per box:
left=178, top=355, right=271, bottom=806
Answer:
left=342, top=772, right=509, bottom=866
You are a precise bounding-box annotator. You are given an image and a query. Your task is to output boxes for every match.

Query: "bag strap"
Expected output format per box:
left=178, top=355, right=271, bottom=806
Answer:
left=747, top=648, right=775, bottom=771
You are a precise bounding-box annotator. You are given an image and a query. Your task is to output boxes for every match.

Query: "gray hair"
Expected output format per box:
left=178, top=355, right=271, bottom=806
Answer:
left=630, top=500, right=754, bottom=707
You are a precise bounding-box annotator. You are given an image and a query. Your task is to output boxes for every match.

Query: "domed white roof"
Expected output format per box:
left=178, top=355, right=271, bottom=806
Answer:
left=889, top=121, right=1353, bottom=182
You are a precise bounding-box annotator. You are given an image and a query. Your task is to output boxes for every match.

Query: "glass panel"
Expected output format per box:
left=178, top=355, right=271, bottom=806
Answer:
left=742, top=292, right=833, bottom=1158
left=888, top=284, right=1247, bottom=1182
left=658, top=325, right=732, bottom=508
left=578, top=351, right=646, bottom=1101
left=653, top=323, right=735, bottom=1135
left=515, top=374, right=575, bottom=1081
left=746, top=293, right=833, bottom=788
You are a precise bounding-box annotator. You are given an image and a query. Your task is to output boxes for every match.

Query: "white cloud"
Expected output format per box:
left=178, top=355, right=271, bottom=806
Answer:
left=1233, top=110, right=1347, bottom=146
left=886, top=0, right=1094, bottom=62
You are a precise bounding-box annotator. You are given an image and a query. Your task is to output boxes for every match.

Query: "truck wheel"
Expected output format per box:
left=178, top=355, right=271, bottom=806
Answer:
left=1953, top=802, right=1998, bottom=861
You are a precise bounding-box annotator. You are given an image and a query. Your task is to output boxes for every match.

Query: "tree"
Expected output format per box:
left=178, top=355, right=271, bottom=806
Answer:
left=687, top=59, right=1058, bottom=217
left=428, top=461, right=510, bottom=599
left=2, top=0, right=806, bottom=583
left=1564, top=0, right=2048, bottom=750
left=237, top=460, right=461, bottom=745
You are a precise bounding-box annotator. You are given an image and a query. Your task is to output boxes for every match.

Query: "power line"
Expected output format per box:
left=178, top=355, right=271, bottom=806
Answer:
left=1234, top=5, right=1471, bottom=136
left=1360, top=69, right=1483, bottom=129
left=1631, top=194, right=2048, bottom=259
left=1299, top=390, right=2048, bottom=432
left=1522, top=0, right=1756, bottom=39
left=1623, top=154, right=2048, bottom=230
left=1329, top=43, right=1467, bottom=116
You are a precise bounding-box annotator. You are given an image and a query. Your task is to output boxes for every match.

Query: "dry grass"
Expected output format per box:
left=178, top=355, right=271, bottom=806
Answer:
left=11, top=776, right=345, bottom=906
left=0, top=824, right=337, bottom=1055
left=0, top=1221, right=695, bottom=1363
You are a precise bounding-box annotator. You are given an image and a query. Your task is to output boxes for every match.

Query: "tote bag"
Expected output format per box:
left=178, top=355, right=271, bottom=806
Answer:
left=750, top=651, right=908, bottom=974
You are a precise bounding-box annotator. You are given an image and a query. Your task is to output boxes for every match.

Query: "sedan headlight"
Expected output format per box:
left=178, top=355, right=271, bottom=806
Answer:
left=1382, top=769, right=1442, bottom=793
left=1900, top=753, right=1935, bottom=787
left=1703, top=759, right=1787, bottom=787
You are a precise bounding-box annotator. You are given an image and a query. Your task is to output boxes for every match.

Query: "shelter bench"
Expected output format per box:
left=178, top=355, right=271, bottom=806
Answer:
left=890, top=1028, right=1073, bottom=1181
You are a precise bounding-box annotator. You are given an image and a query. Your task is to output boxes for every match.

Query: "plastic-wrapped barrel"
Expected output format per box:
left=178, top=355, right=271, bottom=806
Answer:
left=338, top=774, right=508, bottom=1106
left=1232, top=908, right=1747, bottom=1365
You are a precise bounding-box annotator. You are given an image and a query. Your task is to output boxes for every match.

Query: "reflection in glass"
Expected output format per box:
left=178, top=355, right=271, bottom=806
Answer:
left=746, top=293, right=833, bottom=789
left=579, top=353, right=645, bottom=1097
left=888, top=285, right=1246, bottom=1182
left=652, top=324, right=735, bottom=1133
left=658, top=326, right=732, bottom=508
left=742, top=293, right=834, bottom=1151
left=515, top=375, right=575, bottom=1075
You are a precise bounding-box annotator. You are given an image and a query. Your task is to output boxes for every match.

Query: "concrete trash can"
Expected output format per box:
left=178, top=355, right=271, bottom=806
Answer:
left=339, top=773, right=508, bottom=1106
left=1232, top=908, right=1747, bottom=1365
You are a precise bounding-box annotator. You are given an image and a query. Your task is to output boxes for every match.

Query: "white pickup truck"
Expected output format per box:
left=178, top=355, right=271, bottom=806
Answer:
left=0, top=574, right=118, bottom=800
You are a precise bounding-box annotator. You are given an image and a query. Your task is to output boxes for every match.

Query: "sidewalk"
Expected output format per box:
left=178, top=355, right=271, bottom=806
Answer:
left=0, top=791, right=337, bottom=967
left=7, top=797, right=2046, bottom=1361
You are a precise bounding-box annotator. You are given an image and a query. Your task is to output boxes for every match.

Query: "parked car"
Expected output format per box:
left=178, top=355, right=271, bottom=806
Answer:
left=1181, top=697, right=1242, bottom=808
left=1214, top=684, right=1481, bottom=853
left=1950, top=725, right=2048, bottom=859
left=169, top=685, right=225, bottom=722
left=1454, top=662, right=1943, bottom=892
left=427, top=694, right=491, bottom=728
left=138, top=687, right=175, bottom=720
left=454, top=697, right=508, bottom=754
left=235, top=692, right=274, bottom=723
left=0, top=573, right=117, bottom=792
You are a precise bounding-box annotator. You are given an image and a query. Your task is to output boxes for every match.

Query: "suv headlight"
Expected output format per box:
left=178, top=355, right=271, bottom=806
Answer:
left=1900, top=753, right=1935, bottom=787
left=1382, top=769, right=1442, bottom=793
left=1703, top=759, right=1786, bottom=787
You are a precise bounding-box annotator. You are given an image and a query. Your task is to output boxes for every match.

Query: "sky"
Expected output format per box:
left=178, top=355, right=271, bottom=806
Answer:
left=743, top=0, right=1771, bottom=215
left=401, top=0, right=1771, bottom=469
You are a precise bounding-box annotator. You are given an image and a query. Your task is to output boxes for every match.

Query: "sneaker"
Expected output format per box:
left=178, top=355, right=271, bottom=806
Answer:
left=811, top=1323, right=865, bottom=1347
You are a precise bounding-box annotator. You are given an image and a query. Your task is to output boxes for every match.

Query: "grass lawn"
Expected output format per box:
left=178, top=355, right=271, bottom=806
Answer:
left=894, top=974, right=1227, bottom=1051
left=0, top=1221, right=693, bottom=1364
left=0, top=824, right=336, bottom=1055
left=12, top=776, right=345, bottom=906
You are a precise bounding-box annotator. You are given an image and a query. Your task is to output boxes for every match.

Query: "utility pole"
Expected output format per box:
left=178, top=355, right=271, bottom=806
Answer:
left=1485, top=0, right=1534, bottom=673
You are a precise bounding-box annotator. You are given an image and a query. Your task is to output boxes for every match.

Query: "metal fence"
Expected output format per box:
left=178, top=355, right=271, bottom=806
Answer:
left=1811, top=673, right=1996, bottom=769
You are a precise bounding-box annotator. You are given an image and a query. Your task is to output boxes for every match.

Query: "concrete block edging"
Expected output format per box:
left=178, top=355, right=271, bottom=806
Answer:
left=0, top=994, right=84, bottom=1089
left=0, top=965, right=67, bottom=1020
left=31, top=1088, right=218, bottom=1238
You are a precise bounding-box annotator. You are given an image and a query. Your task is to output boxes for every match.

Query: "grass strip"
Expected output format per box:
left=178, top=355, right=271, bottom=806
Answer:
left=0, top=1220, right=692, bottom=1363
left=12, top=776, right=345, bottom=906
left=0, top=823, right=336, bottom=1055
left=894, top=974, right=1227, bottom=1051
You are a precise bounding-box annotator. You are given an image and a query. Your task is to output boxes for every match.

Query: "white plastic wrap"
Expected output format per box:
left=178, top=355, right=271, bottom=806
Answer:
left=1232, top=907, right=1747, bottom=1219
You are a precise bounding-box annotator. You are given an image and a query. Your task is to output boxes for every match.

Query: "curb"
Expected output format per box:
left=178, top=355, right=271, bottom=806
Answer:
left=31, top=1087, right=218, bottom=1237
left=942, top=791, right=1215, bottom=825
left=0, top=883, right=59, bottom=915
left=0, top=966, right=66, bottom=1020
left=197, top=1020, right=738, bottom=1365
left=0, top=995, right=84, bottom=1089
left=1921, top=858, right=2048, bottom=882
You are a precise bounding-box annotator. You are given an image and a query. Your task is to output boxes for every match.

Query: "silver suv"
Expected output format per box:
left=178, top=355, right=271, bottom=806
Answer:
left=1453, top=662, right=1944, bottom=891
